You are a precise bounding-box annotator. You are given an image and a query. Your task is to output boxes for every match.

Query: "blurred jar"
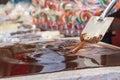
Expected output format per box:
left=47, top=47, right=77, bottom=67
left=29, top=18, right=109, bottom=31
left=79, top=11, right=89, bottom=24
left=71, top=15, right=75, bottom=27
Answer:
left=12, top=0, right=32, bottom=4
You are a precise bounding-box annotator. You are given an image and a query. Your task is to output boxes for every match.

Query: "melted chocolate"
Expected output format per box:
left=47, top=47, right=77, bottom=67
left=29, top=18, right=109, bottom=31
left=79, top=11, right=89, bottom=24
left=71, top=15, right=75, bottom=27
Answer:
left=0, top=40, right=120, bottom=78
left=80, top=33, right=103, bottom=43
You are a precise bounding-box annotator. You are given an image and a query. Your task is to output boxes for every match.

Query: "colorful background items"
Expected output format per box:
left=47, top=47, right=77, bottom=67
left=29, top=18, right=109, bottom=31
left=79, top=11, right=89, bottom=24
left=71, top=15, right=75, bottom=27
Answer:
left=0, top=0, right=119, bottom=37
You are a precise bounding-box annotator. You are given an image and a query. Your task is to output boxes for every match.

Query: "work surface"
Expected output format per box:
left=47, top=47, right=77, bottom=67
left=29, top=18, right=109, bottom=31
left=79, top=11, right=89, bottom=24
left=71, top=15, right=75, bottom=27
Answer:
left=0, top=38, right=120, bottom=80
left=0, top=67, right=120, bottom=80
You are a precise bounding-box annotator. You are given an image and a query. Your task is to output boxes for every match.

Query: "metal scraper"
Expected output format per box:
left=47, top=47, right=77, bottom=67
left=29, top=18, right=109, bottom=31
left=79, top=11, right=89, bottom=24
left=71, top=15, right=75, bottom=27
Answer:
left=80, top=0, right=117, bottom=43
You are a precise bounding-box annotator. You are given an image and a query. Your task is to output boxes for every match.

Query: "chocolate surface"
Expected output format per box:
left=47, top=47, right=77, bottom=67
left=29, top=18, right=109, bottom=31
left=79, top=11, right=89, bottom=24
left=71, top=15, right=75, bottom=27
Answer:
left=0, top=39, right=120, bottom=78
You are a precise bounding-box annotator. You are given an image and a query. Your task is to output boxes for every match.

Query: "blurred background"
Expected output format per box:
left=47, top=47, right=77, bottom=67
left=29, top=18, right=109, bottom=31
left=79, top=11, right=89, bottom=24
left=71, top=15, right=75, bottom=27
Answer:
left=0, top=0, right=119, bottom=46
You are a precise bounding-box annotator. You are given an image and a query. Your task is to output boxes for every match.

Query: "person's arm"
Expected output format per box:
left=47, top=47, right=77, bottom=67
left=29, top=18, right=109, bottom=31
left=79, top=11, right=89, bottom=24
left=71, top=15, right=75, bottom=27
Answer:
left=109, top=9, right=120, bottom=30
left=110, top=18, right=120, bottom=30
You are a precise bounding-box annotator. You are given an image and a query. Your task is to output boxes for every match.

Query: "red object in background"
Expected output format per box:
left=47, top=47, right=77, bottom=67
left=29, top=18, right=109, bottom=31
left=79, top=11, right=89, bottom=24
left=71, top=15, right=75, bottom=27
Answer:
left=112, top=30, right=120, bottom=47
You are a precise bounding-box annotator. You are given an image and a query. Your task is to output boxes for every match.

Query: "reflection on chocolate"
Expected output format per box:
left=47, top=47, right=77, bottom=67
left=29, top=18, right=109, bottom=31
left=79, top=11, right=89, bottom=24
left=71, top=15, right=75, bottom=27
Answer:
left=33, top=54, right=42, bottom=58
left=0, top=39, right=120, bottom=78
left=101, top=53, right=120, bottom=66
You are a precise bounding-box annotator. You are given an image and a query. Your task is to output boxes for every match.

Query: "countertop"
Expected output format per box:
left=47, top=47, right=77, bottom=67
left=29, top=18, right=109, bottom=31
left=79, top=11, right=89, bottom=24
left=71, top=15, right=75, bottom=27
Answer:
left=0, top=67, right=120, bottom=80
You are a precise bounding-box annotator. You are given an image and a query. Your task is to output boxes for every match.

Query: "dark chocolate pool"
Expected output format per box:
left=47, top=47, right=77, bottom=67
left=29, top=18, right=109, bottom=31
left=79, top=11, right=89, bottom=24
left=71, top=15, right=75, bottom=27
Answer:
left=0, top=40, right=120, bottom=78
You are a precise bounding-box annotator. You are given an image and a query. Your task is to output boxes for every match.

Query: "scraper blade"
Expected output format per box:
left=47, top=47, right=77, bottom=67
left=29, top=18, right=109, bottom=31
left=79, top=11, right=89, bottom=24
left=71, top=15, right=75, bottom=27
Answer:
left=80, top=0, right=117, bottom=43
left=81, top=16, right=114, bottom=43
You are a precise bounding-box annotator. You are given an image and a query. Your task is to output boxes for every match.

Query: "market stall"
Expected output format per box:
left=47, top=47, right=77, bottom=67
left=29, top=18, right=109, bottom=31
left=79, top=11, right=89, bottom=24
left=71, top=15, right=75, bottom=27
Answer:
left=0, top=0, right=120, bottom=80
